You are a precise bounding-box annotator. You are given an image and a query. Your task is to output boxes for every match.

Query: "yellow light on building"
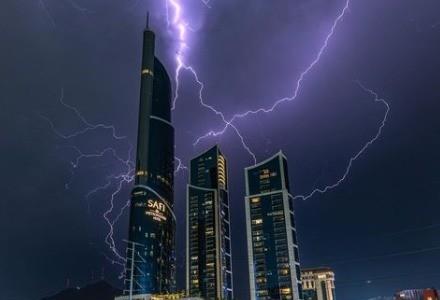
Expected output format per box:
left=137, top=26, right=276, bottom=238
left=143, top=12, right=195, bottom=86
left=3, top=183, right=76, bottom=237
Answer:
left=141, top=69, right=154, bottom=76
left=150, top=290, right=186, bottom=300
left=251, top=197, right=261, bottom=203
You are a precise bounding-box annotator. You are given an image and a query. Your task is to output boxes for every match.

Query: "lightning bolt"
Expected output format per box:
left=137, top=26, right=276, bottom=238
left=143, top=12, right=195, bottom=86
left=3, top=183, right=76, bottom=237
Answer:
left=41, top=88, right=187, bottom=267
left=65, top=0, right=92, bottom=14
left=39, top=0, right=391, bottom=281
left=166, top=0, right=257, bottom=163
left=39, top=88, right=125, bottom=140
left=168, top=0, right=391, bottom=202
left=38, top=0, right=92, bottom=27
left=193, top=0, right=352, bottom=147
left=174, top=155, right=188, bottom=174
left=293, top=82, right=390, bottom=201
left=38, top=0, right=56, bottom=27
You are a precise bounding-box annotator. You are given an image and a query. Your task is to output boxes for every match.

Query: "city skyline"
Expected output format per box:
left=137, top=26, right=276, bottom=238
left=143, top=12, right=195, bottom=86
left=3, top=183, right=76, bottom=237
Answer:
left=1, top=0, right=439, bottom=300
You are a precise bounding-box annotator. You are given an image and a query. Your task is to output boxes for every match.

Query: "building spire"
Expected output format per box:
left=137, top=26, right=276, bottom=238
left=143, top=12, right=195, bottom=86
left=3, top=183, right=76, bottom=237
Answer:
left=146, top=11, right=150, bottom=29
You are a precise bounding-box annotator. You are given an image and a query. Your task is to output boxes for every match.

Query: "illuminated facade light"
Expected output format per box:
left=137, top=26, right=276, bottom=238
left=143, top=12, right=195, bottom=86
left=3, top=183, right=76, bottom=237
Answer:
left=301, top=268, right=335, bottom=300
left=245, top=151, right=303, bottom=300
left=142, top=68, right=154, bottom=76
left=251, top=197, right=260, bottom=203
left=186, top=145, right=233, bottom=300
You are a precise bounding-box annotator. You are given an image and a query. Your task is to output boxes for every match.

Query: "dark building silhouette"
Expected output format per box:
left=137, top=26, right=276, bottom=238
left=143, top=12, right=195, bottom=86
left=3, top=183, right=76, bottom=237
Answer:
left=186, top=145, right=233, bottom=299
left=42, top=281, right=121, bottom=300
left=121, top=24, right=175, bottom=297
left=245, top=151, right=303, bottom=300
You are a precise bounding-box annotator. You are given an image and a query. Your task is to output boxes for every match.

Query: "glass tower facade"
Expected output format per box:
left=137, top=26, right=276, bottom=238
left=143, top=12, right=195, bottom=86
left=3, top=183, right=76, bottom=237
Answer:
left=186, top=145, right=233, bottom=300
left=124, top=27, right=175, bottom=295
left=245, top=152, right=303, bottom=300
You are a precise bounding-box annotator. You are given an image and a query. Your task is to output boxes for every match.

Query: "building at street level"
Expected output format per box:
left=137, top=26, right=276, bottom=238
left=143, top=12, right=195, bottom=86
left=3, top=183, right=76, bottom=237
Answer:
left=301, top=268, right=335, bottom=300
left=186, top=145, right=233, bottom=300
left=117, top=23, right=175, bottom=299
left=245, top=151, right=303, bottom=300
left=394, top=289, right=439, bottom=300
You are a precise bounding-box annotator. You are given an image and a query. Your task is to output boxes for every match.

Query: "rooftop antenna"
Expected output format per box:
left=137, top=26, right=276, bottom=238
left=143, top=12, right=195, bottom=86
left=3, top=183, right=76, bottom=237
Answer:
left=146, top=11, right=150, bottom=29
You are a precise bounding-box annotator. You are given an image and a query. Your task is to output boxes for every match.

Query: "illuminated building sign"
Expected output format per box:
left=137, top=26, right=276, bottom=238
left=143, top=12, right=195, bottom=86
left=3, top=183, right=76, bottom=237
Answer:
left=146, top=199, right=168, bottom=222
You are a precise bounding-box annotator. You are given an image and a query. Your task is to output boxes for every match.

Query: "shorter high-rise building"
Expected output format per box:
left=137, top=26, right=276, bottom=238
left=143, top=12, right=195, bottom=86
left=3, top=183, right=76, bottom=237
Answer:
left=245, top=151, right=303, bottom=300
left=301, top=268, right=335, bottom=300
left=394, top=289, right=439, bottom=300
left=186, top=145, right=233, bottom=300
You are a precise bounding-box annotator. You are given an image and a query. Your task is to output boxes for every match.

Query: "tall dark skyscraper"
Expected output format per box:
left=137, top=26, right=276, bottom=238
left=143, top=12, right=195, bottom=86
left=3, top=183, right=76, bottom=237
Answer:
left=245, top=152, right=303, bottom=300
left=186, top=145, right=233, bottom=300
left=121, top=24, right=175, bottom=298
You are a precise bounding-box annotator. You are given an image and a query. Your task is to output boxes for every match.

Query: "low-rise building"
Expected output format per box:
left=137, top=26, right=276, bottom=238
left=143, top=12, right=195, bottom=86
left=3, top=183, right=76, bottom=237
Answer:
left=115, top=290, right=203, bottom=300
left=301, top=267, right=335, bottom=300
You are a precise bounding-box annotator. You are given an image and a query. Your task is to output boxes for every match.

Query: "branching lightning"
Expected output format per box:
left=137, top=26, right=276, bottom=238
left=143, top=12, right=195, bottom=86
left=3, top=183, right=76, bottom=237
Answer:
left=38, top=0, right=56, bottom=27
left=41, top=88, right=187, bottom=266
left=65, top=0, right=93, bottom=14
left=40, top=0, right=392, bottom=279
left=166, top=0, right=257, bottom=163
left=40, top=88, right=125, bottom=140
left=293, top=82, right=390, bottom=201
left=168, top=0, right=390, bottom=201
left=193, top=0, right=351, bottom=146
left=174, top=155, right=188, bottom=174
left=38, top=0, right=92, bottom=27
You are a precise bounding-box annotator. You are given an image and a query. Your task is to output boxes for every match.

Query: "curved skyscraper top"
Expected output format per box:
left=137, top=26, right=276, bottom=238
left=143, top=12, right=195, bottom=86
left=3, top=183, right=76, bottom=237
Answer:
left=245, top=152, right=303, bottom=300
left=186, top=145, right=234, bottom=300
left=121, top=25, right=175, bottom=298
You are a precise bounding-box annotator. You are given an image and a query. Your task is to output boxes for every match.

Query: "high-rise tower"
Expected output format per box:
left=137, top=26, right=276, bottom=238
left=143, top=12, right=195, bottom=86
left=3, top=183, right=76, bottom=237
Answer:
left=186, top=145, right=233, bottom=300
left=245, top=152, right=303, bottom=300
left=121, top=23, right=175, bottom=298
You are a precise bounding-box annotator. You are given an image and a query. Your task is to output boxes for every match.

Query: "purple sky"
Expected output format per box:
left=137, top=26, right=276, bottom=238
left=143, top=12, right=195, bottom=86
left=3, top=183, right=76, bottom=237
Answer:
left=1, top=0, right=440, bottom=299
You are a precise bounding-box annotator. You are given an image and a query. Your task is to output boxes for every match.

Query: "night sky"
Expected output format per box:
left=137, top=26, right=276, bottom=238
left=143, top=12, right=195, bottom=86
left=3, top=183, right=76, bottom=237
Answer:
left=1, top=0, right=440, bottom=300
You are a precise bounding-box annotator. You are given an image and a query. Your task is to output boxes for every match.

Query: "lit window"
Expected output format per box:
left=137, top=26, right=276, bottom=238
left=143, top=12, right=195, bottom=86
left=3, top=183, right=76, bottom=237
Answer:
left=279, top=269, right=289, bottom=275
left=251, top=198, right=260, bottom=203
left=141, top=69, right=153, bottom=76
left=280, top=288, right=291, bottom=295
left=252, top=218, right=263, bottom=225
